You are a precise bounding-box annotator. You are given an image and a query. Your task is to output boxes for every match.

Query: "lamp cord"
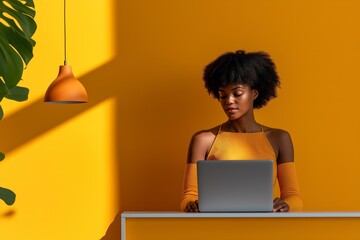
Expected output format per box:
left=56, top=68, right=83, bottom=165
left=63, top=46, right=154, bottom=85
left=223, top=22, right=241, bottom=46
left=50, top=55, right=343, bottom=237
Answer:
left=64, top=0, right=67, bottom=65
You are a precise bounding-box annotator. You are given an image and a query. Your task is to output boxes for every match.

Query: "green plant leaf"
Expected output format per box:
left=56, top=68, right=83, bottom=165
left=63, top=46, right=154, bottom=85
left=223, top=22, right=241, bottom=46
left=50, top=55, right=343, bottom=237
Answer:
left=0, top=80, right=7, bottom=102
left=0, top=106, right=3, bottom=121
left=0, top=0, right=36, bottom=38
left=0, top=152, right=5, bottom=161
left=0, top=32, right=24, bottom=88
left=5, top=86, right=29, bottom=102
left=0, top=187, right=16, bottom=205
left=23, top=0, right=35, bottom=9
left=0, top=0, right=36, bottom=89
left=1, top=16, right=34, bottom=64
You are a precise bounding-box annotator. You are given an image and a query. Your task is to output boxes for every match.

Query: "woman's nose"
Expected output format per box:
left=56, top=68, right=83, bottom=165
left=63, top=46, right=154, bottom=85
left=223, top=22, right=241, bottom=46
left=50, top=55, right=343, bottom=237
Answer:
left=225, top=95, right=235, bottom=104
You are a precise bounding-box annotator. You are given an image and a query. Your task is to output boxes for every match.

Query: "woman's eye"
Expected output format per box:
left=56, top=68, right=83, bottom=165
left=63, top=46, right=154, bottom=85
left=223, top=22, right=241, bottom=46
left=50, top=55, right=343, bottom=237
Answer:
left=219, top=95, right=227, bottom=99
left=234, top=93, right=242, bottom=97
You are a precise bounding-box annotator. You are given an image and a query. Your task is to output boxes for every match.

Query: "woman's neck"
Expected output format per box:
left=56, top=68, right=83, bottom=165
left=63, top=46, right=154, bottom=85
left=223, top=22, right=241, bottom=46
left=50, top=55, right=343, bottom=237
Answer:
left=224, top=116, right=261, bottom=133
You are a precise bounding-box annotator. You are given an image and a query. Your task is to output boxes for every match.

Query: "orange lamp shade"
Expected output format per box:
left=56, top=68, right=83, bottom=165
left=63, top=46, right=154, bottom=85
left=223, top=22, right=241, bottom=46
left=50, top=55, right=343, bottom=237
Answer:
left=44, top=65, right=88, bottom=103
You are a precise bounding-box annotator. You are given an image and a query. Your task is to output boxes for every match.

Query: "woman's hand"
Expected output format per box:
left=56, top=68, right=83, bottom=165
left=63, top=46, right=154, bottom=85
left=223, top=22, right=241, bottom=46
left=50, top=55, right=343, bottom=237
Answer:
left=185, top=200, right=199, bottom=212
left=272, top=197, right=289, bottom=212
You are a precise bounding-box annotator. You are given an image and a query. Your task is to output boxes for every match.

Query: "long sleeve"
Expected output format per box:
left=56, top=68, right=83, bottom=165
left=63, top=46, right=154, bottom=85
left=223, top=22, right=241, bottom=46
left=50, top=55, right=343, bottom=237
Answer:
left=277, top=162, right=303, bottom=211
left=180, top=163, right=198, bottom=211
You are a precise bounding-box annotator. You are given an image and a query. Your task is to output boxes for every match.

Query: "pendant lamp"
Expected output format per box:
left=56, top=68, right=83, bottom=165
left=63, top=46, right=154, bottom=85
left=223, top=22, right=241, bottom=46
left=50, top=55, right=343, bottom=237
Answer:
left=44, top=0, right=88, bottom=104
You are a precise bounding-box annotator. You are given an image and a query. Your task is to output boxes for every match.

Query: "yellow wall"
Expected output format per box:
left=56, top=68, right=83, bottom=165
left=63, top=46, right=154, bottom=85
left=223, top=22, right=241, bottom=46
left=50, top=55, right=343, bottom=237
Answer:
left=0, top=0, right=360, bottom=239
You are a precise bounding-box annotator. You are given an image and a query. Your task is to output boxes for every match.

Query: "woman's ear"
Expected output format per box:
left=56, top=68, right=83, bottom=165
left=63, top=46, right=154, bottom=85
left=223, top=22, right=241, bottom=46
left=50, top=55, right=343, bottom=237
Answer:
left=252, top=89, right=258, bottom=100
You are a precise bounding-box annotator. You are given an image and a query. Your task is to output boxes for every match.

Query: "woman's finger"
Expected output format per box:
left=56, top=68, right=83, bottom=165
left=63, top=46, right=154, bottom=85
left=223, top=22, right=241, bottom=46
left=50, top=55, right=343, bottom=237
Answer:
left=273, top=198, right=289, bottom=212
left=185, top=201, right=199, bottom=212
left=191, top=201, right=199, bottom=212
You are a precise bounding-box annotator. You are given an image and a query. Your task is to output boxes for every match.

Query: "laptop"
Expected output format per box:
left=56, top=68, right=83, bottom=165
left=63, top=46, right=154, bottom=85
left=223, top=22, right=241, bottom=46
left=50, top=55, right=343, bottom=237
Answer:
left=197, top=160, right=273, bottom=212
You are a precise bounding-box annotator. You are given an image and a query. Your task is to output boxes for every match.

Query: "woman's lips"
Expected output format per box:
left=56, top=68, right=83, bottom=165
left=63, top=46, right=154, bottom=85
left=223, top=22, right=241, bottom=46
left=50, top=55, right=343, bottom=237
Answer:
left=226, top=107, right=238, bottom=113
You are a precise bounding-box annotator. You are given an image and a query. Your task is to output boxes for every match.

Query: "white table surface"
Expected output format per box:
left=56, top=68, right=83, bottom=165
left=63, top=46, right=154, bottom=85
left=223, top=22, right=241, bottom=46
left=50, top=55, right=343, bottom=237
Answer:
left=121, top=211, right=360, bottom=218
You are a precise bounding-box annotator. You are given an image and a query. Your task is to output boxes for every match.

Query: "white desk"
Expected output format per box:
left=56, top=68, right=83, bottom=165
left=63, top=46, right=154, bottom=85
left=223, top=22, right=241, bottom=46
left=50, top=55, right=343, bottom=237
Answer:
left=121, top=212, right=360, bottom=240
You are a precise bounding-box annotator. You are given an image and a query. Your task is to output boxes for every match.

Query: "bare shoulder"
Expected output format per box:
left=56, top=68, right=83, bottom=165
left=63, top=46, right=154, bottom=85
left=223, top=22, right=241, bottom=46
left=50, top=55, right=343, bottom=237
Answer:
left=187, top=126, right=219, bottom=163
left=263, top=126, right=292, bottom=141
left=262, top=125, right=294, bottom=164
left=191, top=126, right=218, bottom=144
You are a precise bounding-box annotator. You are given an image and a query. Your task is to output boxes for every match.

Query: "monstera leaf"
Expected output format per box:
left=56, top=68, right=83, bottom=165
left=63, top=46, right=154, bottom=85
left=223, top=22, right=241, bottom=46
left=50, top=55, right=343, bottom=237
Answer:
left=0, top=0, right=36, bottom=206
left=0, top=0, right=36, bottom=101
left=0, top=187, right=16, bottom=205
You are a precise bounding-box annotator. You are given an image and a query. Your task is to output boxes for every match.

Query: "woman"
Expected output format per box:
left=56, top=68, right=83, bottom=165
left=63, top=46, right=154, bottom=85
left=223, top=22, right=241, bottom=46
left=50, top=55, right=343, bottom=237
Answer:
left=181, top=50, right=302, bottom=212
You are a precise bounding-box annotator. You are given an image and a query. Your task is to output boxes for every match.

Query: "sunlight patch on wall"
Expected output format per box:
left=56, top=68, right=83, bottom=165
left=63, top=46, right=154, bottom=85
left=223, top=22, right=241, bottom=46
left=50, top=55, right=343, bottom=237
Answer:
left=0, top=98, right=118, bottom=239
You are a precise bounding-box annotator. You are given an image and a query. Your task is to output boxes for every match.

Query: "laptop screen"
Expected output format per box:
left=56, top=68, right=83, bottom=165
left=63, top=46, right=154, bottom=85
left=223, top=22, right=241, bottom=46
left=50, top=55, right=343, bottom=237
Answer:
left=197, top=160, right=273, bottom=212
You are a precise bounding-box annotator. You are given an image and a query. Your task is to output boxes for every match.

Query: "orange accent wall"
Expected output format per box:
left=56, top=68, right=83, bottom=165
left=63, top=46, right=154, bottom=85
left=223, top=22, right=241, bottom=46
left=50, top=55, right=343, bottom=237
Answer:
left=0, top=0, right=359, bottom=239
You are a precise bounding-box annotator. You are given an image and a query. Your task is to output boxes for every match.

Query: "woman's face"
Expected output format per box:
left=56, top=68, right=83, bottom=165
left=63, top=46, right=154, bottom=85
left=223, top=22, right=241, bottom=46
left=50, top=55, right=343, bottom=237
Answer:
left=218, top=83, right=258, bottom=120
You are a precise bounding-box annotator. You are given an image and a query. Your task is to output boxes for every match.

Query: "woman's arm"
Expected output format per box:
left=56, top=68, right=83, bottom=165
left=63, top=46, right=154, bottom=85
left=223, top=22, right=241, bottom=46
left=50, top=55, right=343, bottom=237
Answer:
left=274, top=130, right=303, bottom=211
left=277, top=162, right=303, bottom=211
left=180, top=130, right=216, bottom=212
